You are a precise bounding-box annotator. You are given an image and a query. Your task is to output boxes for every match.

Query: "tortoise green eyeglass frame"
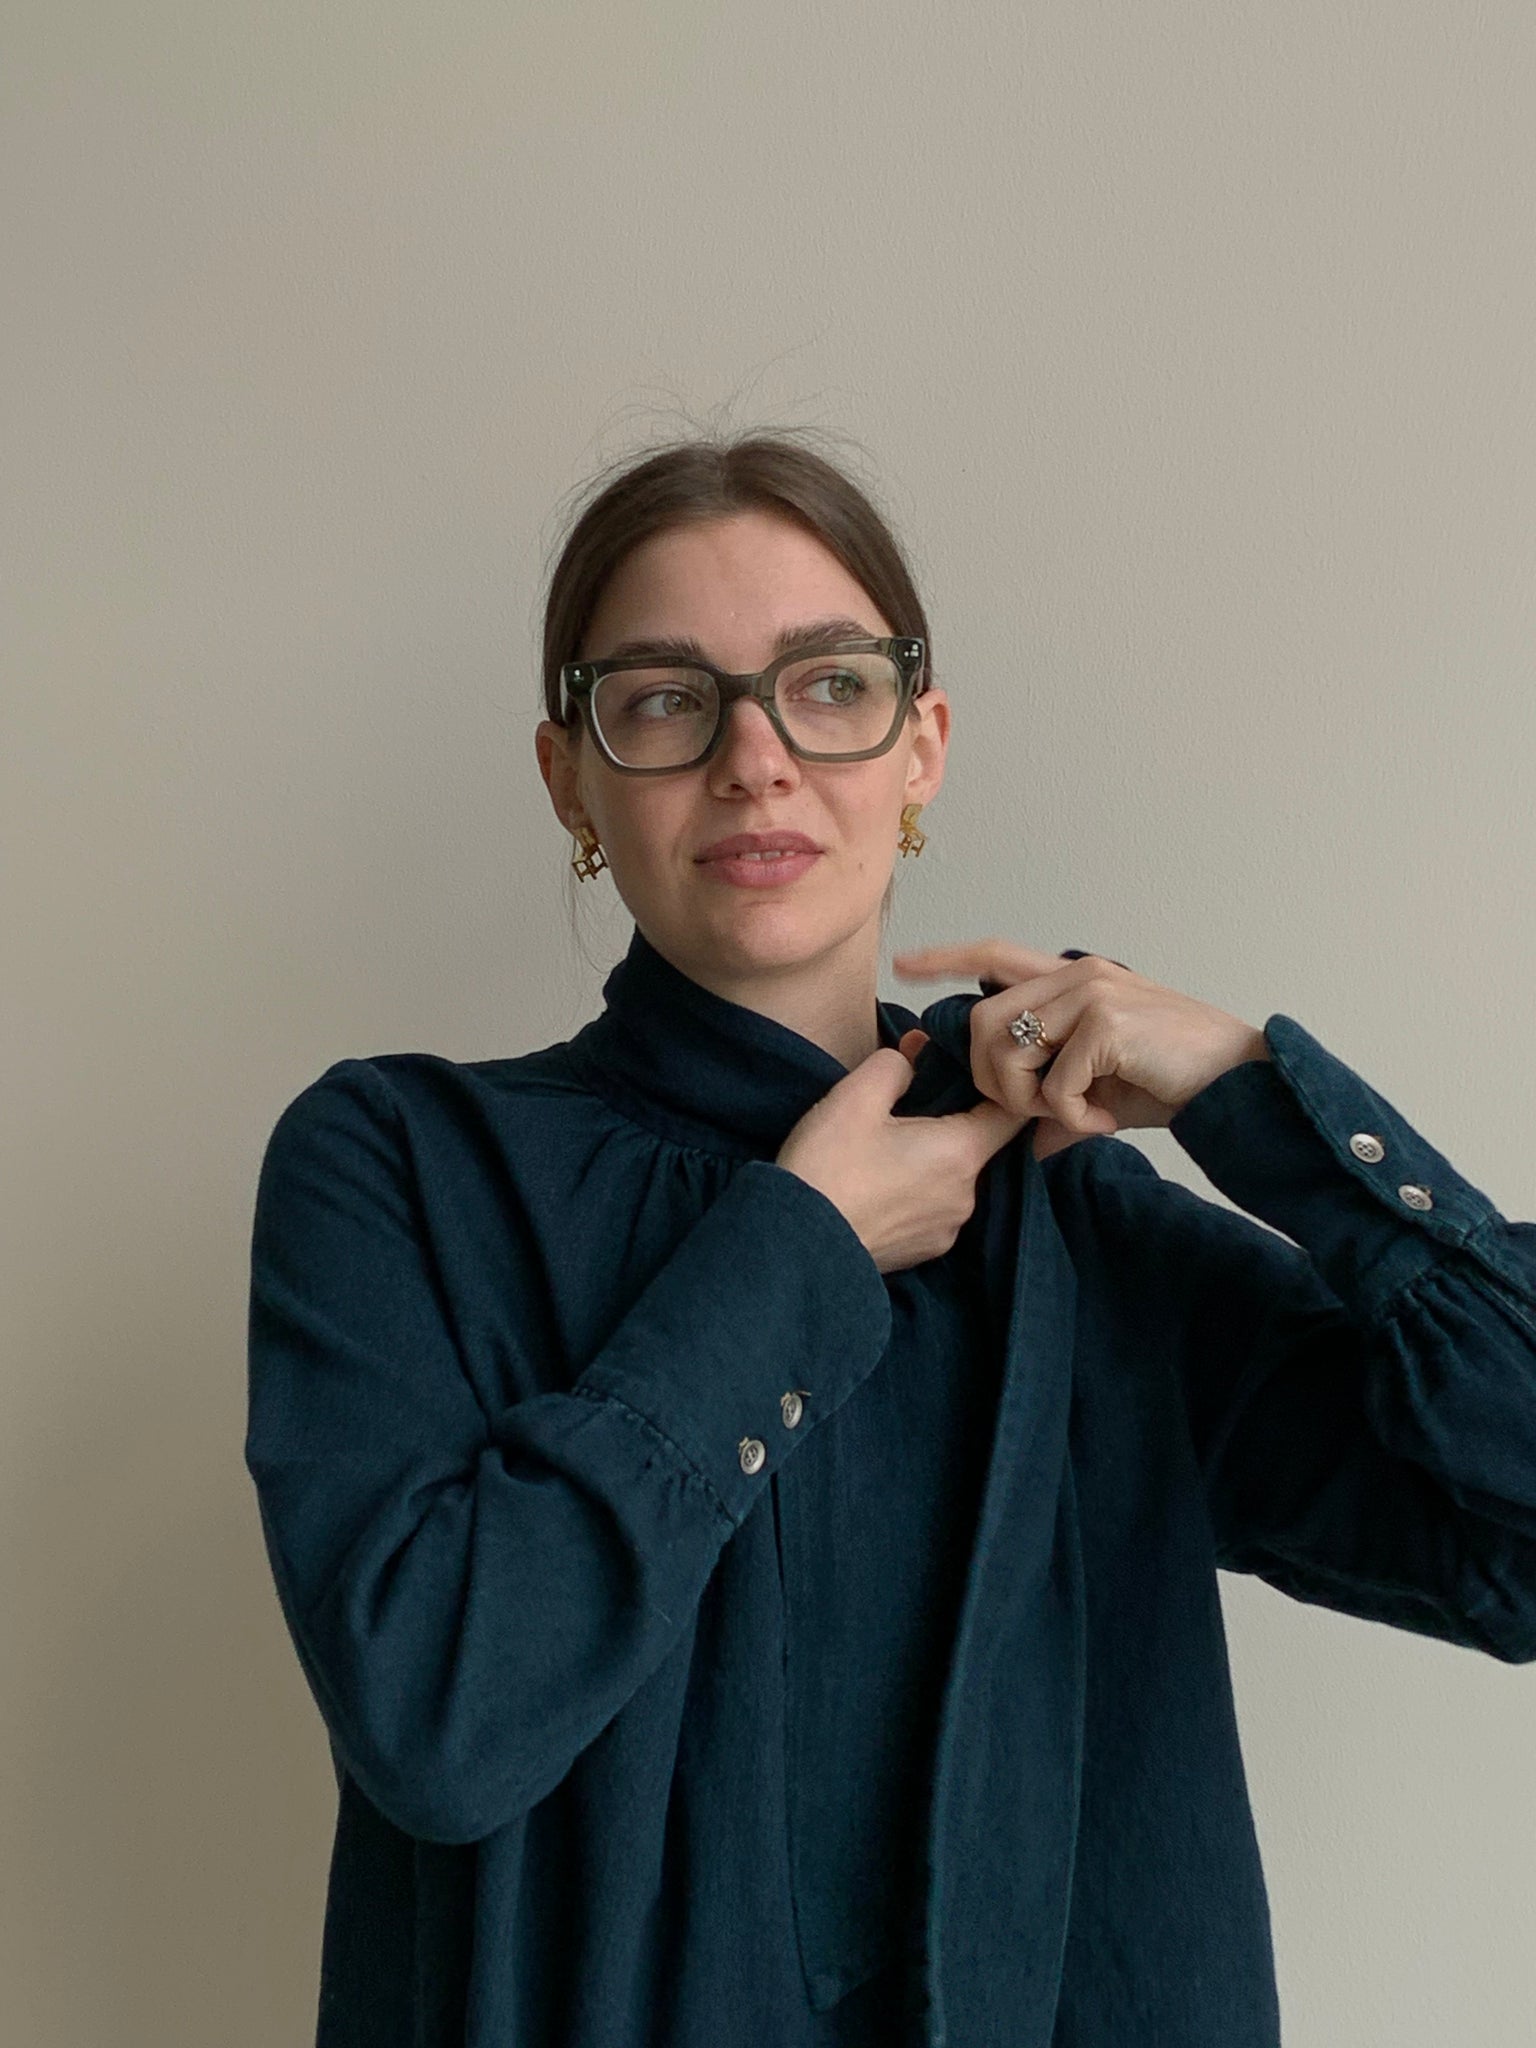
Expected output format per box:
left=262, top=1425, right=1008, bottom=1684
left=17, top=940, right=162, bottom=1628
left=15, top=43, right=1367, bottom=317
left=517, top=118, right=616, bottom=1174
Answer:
left=559, top=636, right=929, bottom=775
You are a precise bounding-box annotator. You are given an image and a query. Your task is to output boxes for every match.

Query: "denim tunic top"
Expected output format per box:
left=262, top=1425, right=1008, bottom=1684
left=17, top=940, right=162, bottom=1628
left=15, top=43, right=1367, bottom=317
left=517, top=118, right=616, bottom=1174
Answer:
left=246, top=923, right=1536, bottom=2046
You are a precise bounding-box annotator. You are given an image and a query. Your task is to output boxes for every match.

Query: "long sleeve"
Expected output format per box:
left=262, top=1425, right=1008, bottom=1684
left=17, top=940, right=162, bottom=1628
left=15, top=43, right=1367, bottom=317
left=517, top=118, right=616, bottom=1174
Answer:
left=245, top=1059, right=893, bottom=1846
left=1083, top=1012, right=1536, bottom=1663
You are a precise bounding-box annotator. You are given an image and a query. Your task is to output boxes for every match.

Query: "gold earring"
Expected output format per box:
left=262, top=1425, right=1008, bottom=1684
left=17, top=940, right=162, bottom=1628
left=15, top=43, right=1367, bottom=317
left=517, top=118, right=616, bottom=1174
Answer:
left=571, top=823, right=607, bottom=882
left=897, top=803, right=928, bottom=858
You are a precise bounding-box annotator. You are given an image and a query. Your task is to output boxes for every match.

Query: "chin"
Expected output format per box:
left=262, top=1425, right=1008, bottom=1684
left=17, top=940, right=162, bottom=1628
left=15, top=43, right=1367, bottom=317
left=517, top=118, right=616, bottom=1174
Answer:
left=698, top=900, right=877, bottom=970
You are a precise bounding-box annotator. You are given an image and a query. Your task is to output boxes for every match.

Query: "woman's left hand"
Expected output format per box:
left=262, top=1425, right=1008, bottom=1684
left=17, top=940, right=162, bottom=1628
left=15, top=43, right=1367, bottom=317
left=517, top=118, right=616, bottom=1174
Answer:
left=891, top=939, right=1271, bottom=1162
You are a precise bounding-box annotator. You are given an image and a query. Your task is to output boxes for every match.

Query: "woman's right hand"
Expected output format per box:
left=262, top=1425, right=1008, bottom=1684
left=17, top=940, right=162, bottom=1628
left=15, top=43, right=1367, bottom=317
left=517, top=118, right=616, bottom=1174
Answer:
left=774, top=1030, right=1029, bottom=1274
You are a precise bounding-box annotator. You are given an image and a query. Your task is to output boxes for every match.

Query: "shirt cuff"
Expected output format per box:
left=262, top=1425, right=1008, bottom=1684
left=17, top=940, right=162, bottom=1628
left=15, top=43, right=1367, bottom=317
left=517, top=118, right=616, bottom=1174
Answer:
left=573, top=1158, right=894, bottom=1527
left=1167, top=1012, right=1520, bottom=1319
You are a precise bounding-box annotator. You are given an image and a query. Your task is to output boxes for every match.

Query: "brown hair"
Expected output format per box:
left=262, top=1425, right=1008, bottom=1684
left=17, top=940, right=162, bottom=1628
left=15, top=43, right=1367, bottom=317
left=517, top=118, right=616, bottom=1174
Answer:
left=538, top=425, right=936, bottom=934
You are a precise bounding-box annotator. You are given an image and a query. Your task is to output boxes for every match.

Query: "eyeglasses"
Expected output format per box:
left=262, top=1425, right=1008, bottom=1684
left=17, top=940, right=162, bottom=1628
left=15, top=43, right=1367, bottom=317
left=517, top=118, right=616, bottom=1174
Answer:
left=559, top=636, right=928, bottom=775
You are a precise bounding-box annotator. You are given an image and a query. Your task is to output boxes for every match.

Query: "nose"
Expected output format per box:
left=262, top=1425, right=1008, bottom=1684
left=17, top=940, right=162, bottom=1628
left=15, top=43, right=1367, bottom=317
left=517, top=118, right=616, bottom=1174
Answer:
left=707, top=693, right=798, bottom=784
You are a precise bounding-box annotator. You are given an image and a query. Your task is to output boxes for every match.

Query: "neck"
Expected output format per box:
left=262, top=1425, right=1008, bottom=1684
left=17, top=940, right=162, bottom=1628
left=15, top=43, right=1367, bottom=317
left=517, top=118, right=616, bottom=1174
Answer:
left=638, top=921, right=884, bottom=1072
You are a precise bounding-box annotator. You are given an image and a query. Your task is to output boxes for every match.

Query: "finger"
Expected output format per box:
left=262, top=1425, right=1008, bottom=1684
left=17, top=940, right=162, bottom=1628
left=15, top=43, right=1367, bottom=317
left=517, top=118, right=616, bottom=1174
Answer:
left=849, top=1044, right=923, bottom=1109
left=1035, top=1014, right=1119, bottom=1135
left=973, top=963, right=1085, bottom=1055
left=896, top=1028, right=930, bottom=1064
left=972, top=985, right=1084, bottom=1116
left=891, top=938, right=1068, bottom=984
left=979, top=957, right=1088, bottom=1001
left=949, top=1093, right=1031, bottom=1167
left=1031, top=1119, right=1089, bottom=1162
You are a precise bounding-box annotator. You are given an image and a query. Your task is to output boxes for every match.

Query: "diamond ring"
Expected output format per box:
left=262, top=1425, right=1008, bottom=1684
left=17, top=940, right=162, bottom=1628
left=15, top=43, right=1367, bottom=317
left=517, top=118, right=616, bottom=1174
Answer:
left=1007, top=1008, right=1056, bottom=1053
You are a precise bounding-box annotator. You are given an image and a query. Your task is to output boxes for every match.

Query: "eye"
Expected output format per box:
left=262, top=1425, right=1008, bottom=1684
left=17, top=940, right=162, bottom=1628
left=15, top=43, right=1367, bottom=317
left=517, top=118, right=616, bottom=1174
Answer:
left=794, top=667, right=867, bottom=705
left=630, top=684, right=705, bottom=720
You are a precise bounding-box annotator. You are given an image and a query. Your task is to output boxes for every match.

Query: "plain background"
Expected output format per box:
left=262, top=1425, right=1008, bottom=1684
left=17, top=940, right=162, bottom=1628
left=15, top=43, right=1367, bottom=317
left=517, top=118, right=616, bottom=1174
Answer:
left=4, top=3, right=1534, bottom=2042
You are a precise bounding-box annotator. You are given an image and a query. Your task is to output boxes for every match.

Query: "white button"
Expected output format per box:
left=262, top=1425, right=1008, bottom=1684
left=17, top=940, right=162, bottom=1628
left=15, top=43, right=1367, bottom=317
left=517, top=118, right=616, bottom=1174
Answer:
left=1398, top=1184, right=1434, bottom=1211
left=1349, top=1133, right=1385, bottom=1163
left=780, top=1391, right=805, bottom=1429
left=738, top=1436, right=766, bottom=1475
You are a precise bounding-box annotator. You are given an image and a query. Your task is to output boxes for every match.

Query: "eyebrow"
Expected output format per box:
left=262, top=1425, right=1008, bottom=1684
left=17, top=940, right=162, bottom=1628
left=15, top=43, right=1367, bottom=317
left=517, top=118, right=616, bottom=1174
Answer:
left=595, top=615, right=882, bottom=665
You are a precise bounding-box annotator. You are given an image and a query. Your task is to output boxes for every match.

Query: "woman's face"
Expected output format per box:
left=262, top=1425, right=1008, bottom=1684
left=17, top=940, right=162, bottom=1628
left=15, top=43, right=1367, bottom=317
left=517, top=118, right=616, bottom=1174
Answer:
left=536, top=509, right=949, bottom=984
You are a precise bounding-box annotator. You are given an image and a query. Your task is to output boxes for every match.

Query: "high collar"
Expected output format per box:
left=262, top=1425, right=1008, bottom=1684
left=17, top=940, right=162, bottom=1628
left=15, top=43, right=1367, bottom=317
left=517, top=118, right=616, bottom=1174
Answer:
left=562, top=923, right=989, bottom=1160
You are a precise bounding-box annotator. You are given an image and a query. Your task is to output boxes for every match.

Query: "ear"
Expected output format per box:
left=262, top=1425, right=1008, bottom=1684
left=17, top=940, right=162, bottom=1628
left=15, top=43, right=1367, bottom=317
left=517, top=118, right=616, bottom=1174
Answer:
left=535, top=719, right=588, bottom=834
left=904, top=686, right=950, bottom=805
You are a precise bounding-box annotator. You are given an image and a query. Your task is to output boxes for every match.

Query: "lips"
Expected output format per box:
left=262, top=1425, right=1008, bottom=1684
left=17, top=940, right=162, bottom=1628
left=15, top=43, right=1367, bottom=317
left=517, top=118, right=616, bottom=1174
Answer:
left=697, top=843, right=822, bottom=888
left=696, top=831, right=822, bottom=861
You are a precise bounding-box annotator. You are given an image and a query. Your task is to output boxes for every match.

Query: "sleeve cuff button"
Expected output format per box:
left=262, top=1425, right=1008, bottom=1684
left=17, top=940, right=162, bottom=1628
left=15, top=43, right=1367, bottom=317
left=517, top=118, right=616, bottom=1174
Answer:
left=1350, top=1133, right=1386, bottom=1162
left=1398, top=1184, right=1434, bottom=1211
left=780, top=1391, right=805, bottom=1429
left=738, top=1437, right=766, bottom=1475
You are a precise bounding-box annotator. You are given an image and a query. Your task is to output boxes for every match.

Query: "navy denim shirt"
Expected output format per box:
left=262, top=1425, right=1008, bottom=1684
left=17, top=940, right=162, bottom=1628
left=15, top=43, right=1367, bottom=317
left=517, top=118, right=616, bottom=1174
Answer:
left=245, top=925, right=1536, bottom=2046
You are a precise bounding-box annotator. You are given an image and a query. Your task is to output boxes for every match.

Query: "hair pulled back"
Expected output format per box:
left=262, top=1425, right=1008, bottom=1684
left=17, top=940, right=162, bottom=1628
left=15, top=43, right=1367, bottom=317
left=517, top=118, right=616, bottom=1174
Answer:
left=539, top=426, right=936, bottom=931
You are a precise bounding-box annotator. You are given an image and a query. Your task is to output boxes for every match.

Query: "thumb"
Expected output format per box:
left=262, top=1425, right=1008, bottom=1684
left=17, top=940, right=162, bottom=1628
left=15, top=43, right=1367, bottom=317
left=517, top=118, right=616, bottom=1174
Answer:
left=847, top=1042, right=923, bottom=1112
left=953, top=1091, right=1032, bottom=1166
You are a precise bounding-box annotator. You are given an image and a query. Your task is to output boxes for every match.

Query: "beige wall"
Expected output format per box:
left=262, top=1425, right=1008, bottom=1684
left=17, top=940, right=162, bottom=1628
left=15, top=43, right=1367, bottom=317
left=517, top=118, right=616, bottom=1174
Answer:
left=5, top=2, right=1535, bottom=2041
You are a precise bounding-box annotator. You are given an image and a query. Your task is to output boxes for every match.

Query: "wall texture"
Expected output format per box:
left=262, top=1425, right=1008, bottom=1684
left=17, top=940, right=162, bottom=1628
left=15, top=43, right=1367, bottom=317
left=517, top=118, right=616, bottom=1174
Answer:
left=3, top=2, right=1534, bottom=2042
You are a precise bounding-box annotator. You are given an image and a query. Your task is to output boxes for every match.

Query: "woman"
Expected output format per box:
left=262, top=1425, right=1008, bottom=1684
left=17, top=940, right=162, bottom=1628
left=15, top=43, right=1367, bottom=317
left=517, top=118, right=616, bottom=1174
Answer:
left=246, top=434, right=1536, bottom=2048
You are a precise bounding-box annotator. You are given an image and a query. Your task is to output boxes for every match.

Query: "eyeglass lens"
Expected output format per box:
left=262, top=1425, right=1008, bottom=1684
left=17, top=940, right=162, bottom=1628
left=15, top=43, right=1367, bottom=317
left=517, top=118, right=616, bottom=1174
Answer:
left=589, top=650, right=903, bottom=768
